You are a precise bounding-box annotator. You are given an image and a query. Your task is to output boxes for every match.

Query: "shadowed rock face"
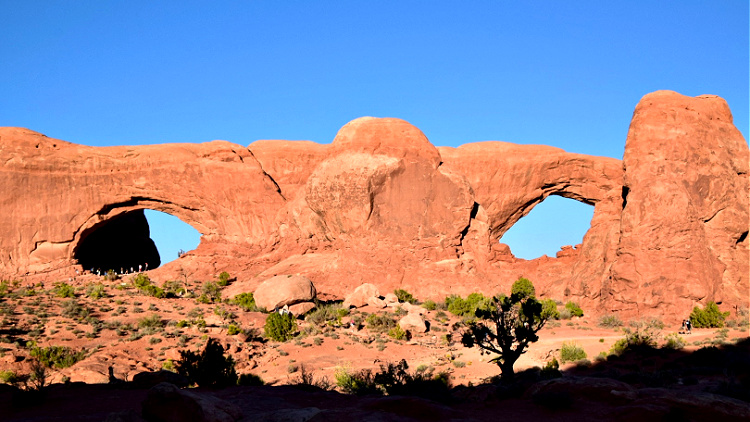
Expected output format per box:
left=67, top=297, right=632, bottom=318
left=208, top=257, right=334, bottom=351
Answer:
left=0, top=91, right=746, bottom=320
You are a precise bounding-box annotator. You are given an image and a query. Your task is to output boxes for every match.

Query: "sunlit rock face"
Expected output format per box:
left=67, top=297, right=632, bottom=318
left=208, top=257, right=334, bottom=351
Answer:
left=1, top=90, right=746, bottom=321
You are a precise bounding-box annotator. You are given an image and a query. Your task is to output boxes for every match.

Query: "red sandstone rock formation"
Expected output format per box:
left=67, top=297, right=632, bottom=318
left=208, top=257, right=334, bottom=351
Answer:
left=0, top=91, right=746, bottom=321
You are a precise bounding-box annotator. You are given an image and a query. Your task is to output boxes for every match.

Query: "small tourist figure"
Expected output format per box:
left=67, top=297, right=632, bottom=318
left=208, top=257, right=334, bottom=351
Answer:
left=680, top=319, right=686, bottom=334
left=138, top=264, right=142, bottom=272
left=145, top=262, right=149, bottom=271
left=685, top=318, right=692, bottom=334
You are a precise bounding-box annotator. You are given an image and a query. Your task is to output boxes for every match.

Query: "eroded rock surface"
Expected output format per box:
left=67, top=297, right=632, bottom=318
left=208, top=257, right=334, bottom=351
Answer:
left=0, top=91, right=746, bottom=320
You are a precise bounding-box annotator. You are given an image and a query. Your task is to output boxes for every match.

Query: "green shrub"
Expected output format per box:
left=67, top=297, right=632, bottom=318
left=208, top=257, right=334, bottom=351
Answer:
left=541, top=358, right=562, bottom=379
left=29, top=344, right=86, bottom=369
left=197, top=282, right=222, bottom=304
left=510, top=277, right=535, bottom=299
left=365, top=313, right=396, bottom=332
left=306, top=303, right=347, bottom=326
left=445, top=292, right=490, bottom=317
left=690, top=301, right=729, bottom=328
left=61, top=299, right=90, bottom=320
left=335, top=366, right=379, bottom=395
left=162, top=280, right=186, bottom=298
left=422, top=300, right=437, bottom=311
left=131, top=274, right=165, bottom=298
left=541, top=299, right=559, bottom=320
left=663, top=332, right=686, bottom=350
left=231, top=292, right=260, bottom=312
left=86, top=283, right=107, bottom=299
left=138, top=314, right=164, bottom=329
left=0, top=370, right=21, bottom=385
left=237, top=373, right=264, bottom=386
left=560, top=342, right=587, bottom=363
left=264, top=312, right=297, bottom=342
left=598, top=314, right=623, bottom=328
left=564, top=301, right=583, bottom=317
left=609, top=327, right=657, bottom=356
left=394, top=289, right=417, bottom=304
left=217, top=271, right=231, bottom=287
left=388, top=325, right=408, bottom=340
left=176, top=338, right=237, bottom=387
left=54, top=282, right=75, bottom=298
left=227, top=324, right=241, bottom=336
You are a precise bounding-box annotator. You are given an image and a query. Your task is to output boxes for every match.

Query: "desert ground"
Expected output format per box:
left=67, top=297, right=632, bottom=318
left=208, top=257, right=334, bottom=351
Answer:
left=1, top=270, right=748, bottom=421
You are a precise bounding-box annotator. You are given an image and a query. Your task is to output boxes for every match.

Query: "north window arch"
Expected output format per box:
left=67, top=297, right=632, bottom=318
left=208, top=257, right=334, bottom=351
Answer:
left=498, top=195, right=594, bottom=260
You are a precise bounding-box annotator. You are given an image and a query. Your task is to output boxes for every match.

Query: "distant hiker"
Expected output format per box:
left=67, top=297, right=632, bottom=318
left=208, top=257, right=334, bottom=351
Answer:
left=130, top=266, right=134, bottom=274
left=138, top=264, right=142, bottom=272
left=680, top=319, right=687, bottom=334
left=145, top=262, right=149, bottom=271
left=686, top=318, right=692, bottom=334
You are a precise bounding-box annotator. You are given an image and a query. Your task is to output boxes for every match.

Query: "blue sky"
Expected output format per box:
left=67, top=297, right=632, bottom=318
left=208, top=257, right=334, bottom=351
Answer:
left=2, top=1, right=747, bottom=262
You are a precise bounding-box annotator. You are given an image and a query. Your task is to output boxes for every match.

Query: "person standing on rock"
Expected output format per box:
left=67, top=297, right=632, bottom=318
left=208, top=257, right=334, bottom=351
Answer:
left=685, top=318, right=692, bottom=334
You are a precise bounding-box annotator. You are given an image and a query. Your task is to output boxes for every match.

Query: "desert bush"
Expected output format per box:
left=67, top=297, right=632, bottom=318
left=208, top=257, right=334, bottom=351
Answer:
left=445, top=292, right=491, bottom=318
left=138, top=314, right=164, bottom=329
left=197, top=281, right=222, bottom=304
left=227, top=323, right=241, bottom=336
left=510, top=277, right=536, bottom=299
left=388, top=325, right=408, bottom=340
left=237, top=373, right=264, bottom=386
left=54, top=282, right=75, bottom=298
left=131, top=274, right=165, bottom=298
left=609, top=327, right=658, bottom=356
left=104, top=269, right=119, bottom=281
left=394, top=289, right=417, bottom=304
left=335, top=366, right=379, bottom=395
left=217, top=271, right=231, bottom=287
left=306, top=303, right=347, bottom=326
left=86, top=283, right=107, bottom=299
left=541, top=298, right=559, bottom=320
left=541, top=357, right=562, bottom=379
left=61, top=299, right=90, bottom=320
left=558, top=308, right=572, bottom=320
left=162, top=280, right=186, bottom=298
left=293, top=365, right=331, bottom=390
left=690, top=301, right=730, bottom=328
left=598, top=314, right=623, bottom=328
left=264, top=312, right=297, bottom=342
left=365, top=313, right=396, bottom=332
left=0, top=370, right=21, bottom=385
left=421, top=300, right=437, bottom=311
left=560, top=342, right=587, bottom=363
left=29, top=344, right=86, bottom=369
left=176, top=338, right=237, bottom=387
left=564, top=301, right=583, bottom=317
left=663, top=332, right=686, bottom=350
left=231, top=292, right=260, bottom=312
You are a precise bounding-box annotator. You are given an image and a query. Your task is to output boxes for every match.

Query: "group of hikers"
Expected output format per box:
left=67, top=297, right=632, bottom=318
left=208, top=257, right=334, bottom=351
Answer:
left=84, top=263, right=150, bottom=277
left=680, top=318, right=692, bottom=334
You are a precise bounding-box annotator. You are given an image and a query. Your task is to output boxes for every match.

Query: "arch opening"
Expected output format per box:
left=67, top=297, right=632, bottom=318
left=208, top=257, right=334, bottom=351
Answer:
left=73, top=209, right=201, bottom=272
left=498, top=195, right=594, bottom=260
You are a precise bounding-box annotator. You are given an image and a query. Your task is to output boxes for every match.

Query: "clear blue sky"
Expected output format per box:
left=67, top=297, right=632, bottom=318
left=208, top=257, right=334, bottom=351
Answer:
left=2, top=1, right=747, bottom=262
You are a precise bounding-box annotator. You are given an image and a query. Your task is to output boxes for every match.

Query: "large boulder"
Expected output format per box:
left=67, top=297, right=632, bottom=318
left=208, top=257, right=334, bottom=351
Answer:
left=343, top=283, right=380, bottom=308
left=253, top=275, right=316, bottom=311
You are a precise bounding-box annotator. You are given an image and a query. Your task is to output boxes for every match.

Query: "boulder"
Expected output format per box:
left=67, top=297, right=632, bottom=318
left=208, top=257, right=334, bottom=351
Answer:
left=383, top=293, right=399, bottom=305
left=289, top=301, right=316, bottom=316
left=141, top=382, right=242, bottom=422
left=367, top=296, right=387, bottom=309
left=399, top=313, right=427, bottom=333
left=343, top=283, right=380, bottom=308
left=253, top=275, right=316, bottom=311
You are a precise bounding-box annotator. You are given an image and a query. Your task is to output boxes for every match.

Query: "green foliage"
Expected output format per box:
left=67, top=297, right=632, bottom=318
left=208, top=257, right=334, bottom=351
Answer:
left=227, top=323, right=241, bottom=336
left=54, top=282, right=75, bottom=298
left=541, top=357, right=562, bottom=379
left=162, top=280, right=186, bottom=298
left=0, top=370, right=21, bottom=385
left=335, top=360, right=450, bottom=400
left=609, top=326, right=658, bottom=356
left=564, top=301, right=583, bottom=317
left=264, top=312, right=297, bottom=341
left=540, top=299, right=559, bottom=320
left=104, top=269, right=120, bottom=281
left=365, top=313, right=396, bottom=332
left=388, top=325, right=408, bottom=340
left=217, top=271, right=232, bottom=287
left=231, top=292, right=260, bottom=312
left=663, top=333, right=686, bottom=350
left=445, top=292, right=491, bottom=317
left=131, top=274, right=165, bottom=298
left=138, top=314, right=164, bottom=329
left=394, top=289, right=417, bottom=304
left=61, top=299, right=90, bottom=320
left=690, top=301, right=729, bottom=328
left=29, top=344, right=86, bottom=369
left=560, top=342, right=587, bottom=363
left=598, top=314, right=623, bottom=328
left=510, top=277, right=536, bottom=299
left=305, top=303, right=347, bottom=326
left=176, top=338, right=237, bottom=388
left=197, top=281, right=222, bottom=304
left=461, top=279, right=550, bottom=379
left=237, top=373, right=264, bottom=386
left=421, top=300, right=437, bottom=311
left=86, top=283, right=107, bottom=299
